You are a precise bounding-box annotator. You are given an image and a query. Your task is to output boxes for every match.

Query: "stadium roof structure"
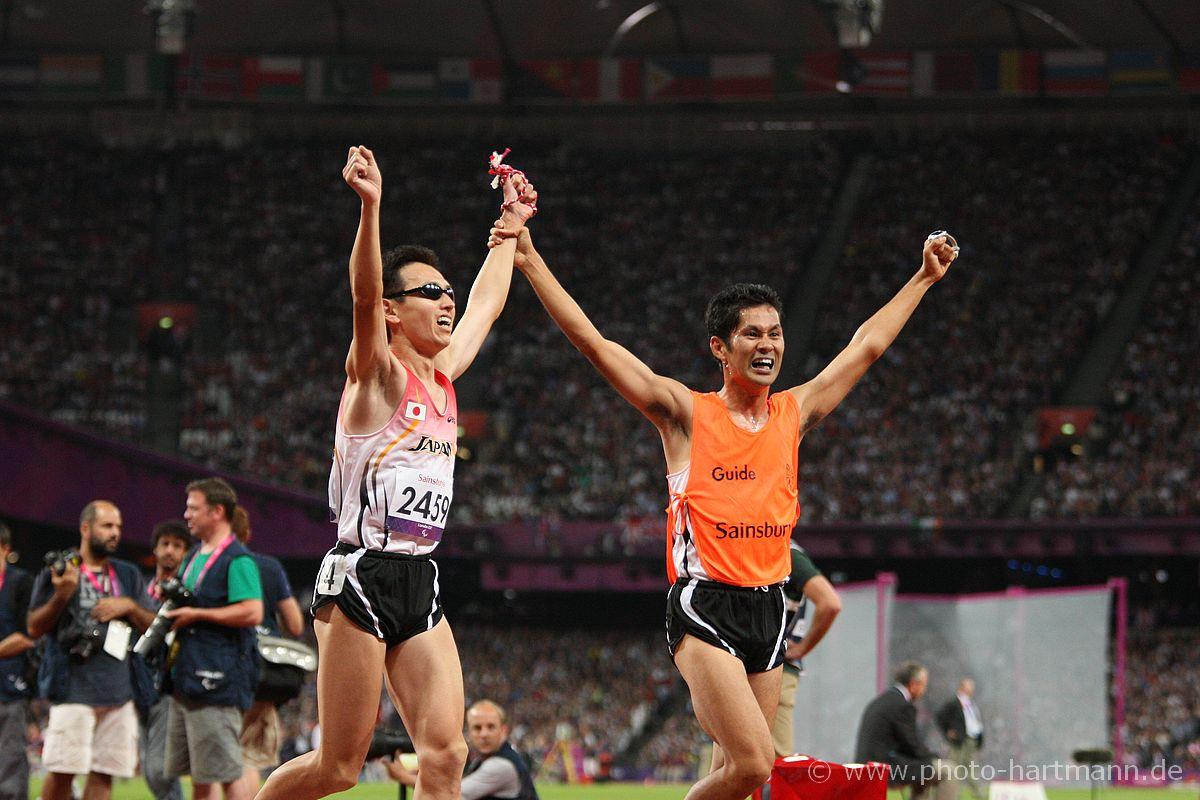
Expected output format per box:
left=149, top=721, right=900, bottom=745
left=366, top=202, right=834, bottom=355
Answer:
left=5, top=0, right=1200, bottom=56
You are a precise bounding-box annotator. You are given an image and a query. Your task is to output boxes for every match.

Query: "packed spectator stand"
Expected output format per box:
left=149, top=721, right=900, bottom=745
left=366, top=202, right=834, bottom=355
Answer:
left=1, top=132, right=1192, bottom=525
left=1032, top=208, right=1200, bottom=519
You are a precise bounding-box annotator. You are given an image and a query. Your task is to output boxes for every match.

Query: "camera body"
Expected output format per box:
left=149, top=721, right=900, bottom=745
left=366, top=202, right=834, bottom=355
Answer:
left=367, top=728, right=415, bottom=761
left=43, top=550, right=98, bottom=661
left=59, top=619, right=106, bottom=661
left=156, top=577, right=194, bottom=607
left=133, top=577, right=194, bottom=658
left=43, top=549, right=81, bottom=577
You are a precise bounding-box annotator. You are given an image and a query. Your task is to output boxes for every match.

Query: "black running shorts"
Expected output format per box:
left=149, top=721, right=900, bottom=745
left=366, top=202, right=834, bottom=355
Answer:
left=666, top=578, right=787, bottom=673
left=310, top=542, right=443, bottom=647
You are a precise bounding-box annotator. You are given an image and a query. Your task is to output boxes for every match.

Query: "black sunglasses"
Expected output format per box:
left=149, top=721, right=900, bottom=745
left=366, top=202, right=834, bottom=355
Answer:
left=386, top=282, right=455, bottom=302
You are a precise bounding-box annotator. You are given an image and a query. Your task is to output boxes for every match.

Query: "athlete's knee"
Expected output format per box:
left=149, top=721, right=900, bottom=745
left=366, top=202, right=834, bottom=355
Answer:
left=416, top=738, right=469, bottom=780
left=320, top=767, right=359, bottom=794
left=312, top=753, right=362, bottom=794
left=726, top=749, right=774, bottom=791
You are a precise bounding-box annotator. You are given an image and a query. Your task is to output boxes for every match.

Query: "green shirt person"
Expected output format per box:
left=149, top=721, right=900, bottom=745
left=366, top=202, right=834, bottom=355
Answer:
left=774, top=541, right=841, bottom=757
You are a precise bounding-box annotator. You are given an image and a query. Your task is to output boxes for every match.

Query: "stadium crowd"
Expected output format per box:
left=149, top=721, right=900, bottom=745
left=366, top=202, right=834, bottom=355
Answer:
left=799, top=133, right=1185, bottom=522
left=1032, top=208, right=1200, bottom=518
left=2, top=132, right=1192, bottom=526
left=1124, top=628, right=1200, bottom=771
left=455, top=624, right=673, bottom=776
left=0, top=141, right=154, bottom=440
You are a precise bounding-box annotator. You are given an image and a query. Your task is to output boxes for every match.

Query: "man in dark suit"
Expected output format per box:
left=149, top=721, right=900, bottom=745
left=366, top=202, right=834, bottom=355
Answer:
left=855, top=662, right=955, bottom=800
left=937, top=679, right=984, bottom=800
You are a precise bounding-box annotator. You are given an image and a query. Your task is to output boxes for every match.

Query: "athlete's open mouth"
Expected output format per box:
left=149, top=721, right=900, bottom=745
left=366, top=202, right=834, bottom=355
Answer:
left=436, top=315, right=453, bottom=330
left=750, top=357, right=775, bottom=372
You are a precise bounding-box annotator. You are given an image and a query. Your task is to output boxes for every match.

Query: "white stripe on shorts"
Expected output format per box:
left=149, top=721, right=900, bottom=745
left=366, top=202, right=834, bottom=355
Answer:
left=763, top=587, right=788, bottom=670
left=426, top=560, right=440, bottom=630
left=344, top=548, right=385, bottom=639
left=680, top=579, right=737, bottom=656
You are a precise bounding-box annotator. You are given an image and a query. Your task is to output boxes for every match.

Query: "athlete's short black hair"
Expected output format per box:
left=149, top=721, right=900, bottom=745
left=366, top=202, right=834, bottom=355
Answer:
left=382, top=245, right=441, bottom=298
left=704, top=283, right=783, bottom=344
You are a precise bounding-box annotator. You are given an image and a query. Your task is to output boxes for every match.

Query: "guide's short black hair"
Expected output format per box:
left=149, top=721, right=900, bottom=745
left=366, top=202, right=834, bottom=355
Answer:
left=704, top=283, right=783, bottom=343
left=382, top=245, right=441, bottom=297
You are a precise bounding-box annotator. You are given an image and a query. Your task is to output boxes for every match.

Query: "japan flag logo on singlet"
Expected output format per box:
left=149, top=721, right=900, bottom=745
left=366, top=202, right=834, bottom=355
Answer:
left=405, top=401, right=427, bottom=421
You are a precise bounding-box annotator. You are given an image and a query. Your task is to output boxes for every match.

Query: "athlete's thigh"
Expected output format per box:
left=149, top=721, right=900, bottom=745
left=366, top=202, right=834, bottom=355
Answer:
left=675, top=634, right=773, bottom=759
left=314, top=604, right=387, bottom=760
left=383, top=617, right=465, bottom=748
left=711, top=668, right=782, bottom=771
left=748, top=665, right=784, bottom=729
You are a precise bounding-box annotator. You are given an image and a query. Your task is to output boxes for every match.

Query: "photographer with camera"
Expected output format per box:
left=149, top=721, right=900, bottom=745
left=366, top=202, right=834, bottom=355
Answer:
left=27, top=501, right=156, bottom=800
left=163, top=478, right=263, bottom=800
left=137, top=520, right=192, bottom=800
left=386, top=700, right=538, bottom=800
left=0, top=522, right=36, bottom=800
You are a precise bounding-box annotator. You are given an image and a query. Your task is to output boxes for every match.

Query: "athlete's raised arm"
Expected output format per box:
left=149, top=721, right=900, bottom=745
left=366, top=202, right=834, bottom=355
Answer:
left=491, top=226, right=691, bottom=431
left=341, top=145, right=391, bottom=384
left=789, top=233, right=958, bottom=432
left=435, top=161, right=537, bottom=381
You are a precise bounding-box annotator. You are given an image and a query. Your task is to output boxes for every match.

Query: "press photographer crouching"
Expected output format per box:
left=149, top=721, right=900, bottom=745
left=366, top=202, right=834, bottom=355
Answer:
left=27, top=501, right=157, bottom=800
left=387, top=700, right=538, bottom=800
left=163, top=479, right=263, bottom=800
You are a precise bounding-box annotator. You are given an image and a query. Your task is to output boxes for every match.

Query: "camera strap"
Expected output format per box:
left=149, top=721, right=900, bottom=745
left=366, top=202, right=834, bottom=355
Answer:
left=146, top=573, right=176, bottom=603
left=183, top=533, right=235, bottom=591
left=81, top=564, right=121, bottom=598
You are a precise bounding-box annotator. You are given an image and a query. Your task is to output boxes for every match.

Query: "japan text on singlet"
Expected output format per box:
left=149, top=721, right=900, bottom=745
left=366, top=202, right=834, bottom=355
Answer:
left=328, top=365, right=458, bottom=555
left=665, top=391, right=801, bottom=587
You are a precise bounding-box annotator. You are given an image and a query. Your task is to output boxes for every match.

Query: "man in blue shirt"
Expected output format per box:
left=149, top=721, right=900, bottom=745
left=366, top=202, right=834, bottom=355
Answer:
left=28, top=501, right=156, bottom=800
left=232, top=509, right=304, bottom=794
left=0, top=522, right=36, bottom=800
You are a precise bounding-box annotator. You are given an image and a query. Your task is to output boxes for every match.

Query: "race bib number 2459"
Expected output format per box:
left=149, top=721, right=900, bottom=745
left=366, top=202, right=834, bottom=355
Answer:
left=385, top=466, right=452, bottom=543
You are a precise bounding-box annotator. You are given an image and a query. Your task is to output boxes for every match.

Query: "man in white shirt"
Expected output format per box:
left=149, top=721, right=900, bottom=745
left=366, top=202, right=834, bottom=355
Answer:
left=937, top=678, right=985, bottom=800
left=388, top=700, right=537, bottom=800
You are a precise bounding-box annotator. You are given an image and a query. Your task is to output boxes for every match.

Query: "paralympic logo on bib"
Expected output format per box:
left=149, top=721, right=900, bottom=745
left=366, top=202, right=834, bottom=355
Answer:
left=386, top=516, right=444, bottom=542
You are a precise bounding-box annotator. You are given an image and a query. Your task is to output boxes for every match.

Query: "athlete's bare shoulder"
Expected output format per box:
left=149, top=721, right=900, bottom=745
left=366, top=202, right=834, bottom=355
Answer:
left=340, top=352, right=409, bottom=435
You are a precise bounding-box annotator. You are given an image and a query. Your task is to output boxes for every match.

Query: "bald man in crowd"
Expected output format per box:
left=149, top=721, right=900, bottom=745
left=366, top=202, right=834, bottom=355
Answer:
left=388, top=700, right=538, bottom=800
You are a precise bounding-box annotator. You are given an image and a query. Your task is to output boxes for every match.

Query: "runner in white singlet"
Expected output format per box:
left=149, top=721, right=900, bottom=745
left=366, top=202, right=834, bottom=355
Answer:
left=255, top=146, right=537, bottom=800
left=329, top=360, right=459, bottom=556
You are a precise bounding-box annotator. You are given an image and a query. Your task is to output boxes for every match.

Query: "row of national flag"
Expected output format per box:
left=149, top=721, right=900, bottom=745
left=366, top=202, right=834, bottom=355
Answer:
left=4, top=50, right=1200, bottom=102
